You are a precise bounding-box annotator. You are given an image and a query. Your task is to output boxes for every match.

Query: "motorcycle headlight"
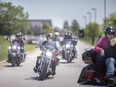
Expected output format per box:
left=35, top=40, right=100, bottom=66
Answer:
left=46, top=51, right=52, bottom=59
left=8, top=46, right=11, bottom=49
left=66, top=44, right=70, bottom=48
left=18, top=47, right=20, bottom=50
left=12, top=45, right=17, bottom=49
left=56, top=43, right=60, bottom=47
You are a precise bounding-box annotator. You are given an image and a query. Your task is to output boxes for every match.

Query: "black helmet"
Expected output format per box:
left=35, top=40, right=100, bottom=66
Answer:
left=105, top=26, right=115, bottom=35
left=46, top=33, right=53, bottom=39
left=67, top=32, right=72, bottom=36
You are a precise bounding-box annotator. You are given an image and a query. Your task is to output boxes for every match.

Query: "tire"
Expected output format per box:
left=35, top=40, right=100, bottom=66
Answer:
left=45, top=72, right=51, bottom=78
left=16, top=58, right=21, bottom=66
left=11, top=57, right=16, bottom=67
left=39, top=62, right=48, bottom=80
left=16, top=62, right=20, bottom=66
left=66, top=53, right=71, bottom=63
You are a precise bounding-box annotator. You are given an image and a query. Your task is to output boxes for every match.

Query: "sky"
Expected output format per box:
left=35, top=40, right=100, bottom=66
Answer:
left=1, top=0, right=116, bottom=29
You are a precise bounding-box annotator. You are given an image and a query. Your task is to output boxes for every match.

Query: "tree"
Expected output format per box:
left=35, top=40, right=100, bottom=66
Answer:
left=63, top=20, right=70, bottom=30
left=85, top=22, right=101, bottom=44
left=104, top=12, right=116, bottom=29
left=0, top=2, right=31, bottom=36
left=71, top=19, right=80, bottom=33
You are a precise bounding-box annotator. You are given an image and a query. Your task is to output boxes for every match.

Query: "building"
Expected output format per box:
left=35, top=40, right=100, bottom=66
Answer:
left=29, top=19, right=52, bottom=35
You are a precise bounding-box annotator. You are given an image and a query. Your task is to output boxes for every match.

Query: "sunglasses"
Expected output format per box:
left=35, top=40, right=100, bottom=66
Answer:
left=108, top=33, right=114, bottom=35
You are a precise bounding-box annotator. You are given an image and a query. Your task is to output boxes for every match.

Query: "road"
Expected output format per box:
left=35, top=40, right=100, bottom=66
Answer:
left=0, top=40, right=105, bottom=87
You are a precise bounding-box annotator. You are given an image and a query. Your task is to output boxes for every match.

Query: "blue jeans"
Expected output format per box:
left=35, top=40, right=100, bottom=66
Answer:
left=106, top=57, right=115, bottom=77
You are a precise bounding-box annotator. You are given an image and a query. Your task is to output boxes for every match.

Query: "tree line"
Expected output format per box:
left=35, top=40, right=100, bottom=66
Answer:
left=63, top=12, right=116, bottom=45
left=0, top=2, right=31, bottom=36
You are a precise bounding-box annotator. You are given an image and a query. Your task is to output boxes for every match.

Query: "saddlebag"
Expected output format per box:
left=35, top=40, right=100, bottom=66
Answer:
left=78, top=65, right=97, bottom=83
left=82, top=49, right=97, bottom=64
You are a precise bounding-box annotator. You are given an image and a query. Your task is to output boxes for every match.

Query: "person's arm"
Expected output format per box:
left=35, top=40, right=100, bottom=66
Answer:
left=94, top=38, right=104, bottom=53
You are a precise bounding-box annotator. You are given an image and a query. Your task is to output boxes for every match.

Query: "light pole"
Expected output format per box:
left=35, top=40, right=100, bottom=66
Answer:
left=87, top=12, right=93, bottom=44
left=83, top=16, right=87, bottom=28
left=104, top=0, right=106, bottom=28
left=92, top=8, right=97, bottom=45
left=87, top=12, right=91, bottom=24
left=92, top=8, right=96, bottom=25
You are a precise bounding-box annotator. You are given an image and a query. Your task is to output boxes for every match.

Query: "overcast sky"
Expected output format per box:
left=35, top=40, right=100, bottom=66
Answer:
left=2, top=0, right=116, bottom=29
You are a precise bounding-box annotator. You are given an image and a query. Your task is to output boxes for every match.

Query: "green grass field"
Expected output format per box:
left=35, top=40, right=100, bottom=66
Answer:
left=0, top=36, right=36, bottom=61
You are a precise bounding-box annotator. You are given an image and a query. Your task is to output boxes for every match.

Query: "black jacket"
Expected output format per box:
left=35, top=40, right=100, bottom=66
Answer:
left=105, top=45, right=116, bottom=59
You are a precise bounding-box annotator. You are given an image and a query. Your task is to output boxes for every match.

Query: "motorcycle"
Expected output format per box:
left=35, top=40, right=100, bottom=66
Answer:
left=54, top=41, right=62, bottom=65
left=61, top=39, right=77, bottom=63
left=36, top=44, right=58, bottom=80
left=7, top=42, right=25, bottom=66
left=77, top=48, right=116, bottom=87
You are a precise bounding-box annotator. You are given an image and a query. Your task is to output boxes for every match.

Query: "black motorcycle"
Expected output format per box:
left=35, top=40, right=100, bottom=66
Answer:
left=77, top=48, right=116, bottom=87
left=7, top=42, right=25, bottom=66
left=61, top=39, right=77, bottom=63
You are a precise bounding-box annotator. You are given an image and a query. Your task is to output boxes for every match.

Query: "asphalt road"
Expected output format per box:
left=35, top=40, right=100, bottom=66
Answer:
left=0, top=40, right=106, bottom=87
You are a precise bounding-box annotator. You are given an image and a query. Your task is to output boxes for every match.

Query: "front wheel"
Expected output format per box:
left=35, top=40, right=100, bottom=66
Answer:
left=16, top=62, right=20, bottom=66
left=66, top=53, right=72, bottom=63
left=16, top=57, right=21, bottom=66
left=39, top=62, right=48, bottom=80
left=11, top=57, right=16, bottom=67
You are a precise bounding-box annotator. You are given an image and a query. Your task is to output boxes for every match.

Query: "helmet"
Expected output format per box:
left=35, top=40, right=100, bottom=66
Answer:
left=67, top=32, right=72, bottom=36
left=105, top=26, right=115, bottom=35
left=46, top=33, right=53, bottom=39
left=54, top=32, right=59, bottom=36
left=64, top=33, right=67, bottom=36
left=15, top=33, right=20, bottom=37
left=19, top=32, right=22, bottom=37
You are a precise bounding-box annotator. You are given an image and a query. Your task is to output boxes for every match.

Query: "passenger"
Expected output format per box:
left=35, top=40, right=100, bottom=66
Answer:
left=94, top=26, right=116, bottom=83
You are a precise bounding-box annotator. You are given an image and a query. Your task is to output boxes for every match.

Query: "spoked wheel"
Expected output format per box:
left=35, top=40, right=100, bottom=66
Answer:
left=39, top=63, right=48, bottom=80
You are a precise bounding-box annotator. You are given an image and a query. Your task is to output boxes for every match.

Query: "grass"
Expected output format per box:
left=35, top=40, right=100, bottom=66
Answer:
left=0, top=36, right=10, bottom=61
left=0, top=36, right=36, bottom=61
left=25, top=44, right=36, bottom=52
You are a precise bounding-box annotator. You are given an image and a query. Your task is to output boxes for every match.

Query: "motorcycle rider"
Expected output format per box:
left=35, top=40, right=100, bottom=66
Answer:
left=11, top=33, right=25, bottom=61
left=104, top=34, right=116, bottom=86
left=64, top=32, right=73, bottom=40
left=33, top=33, right=57, bottom=75
left=53, top=31, right=60, bottom=42
left=62, top=32, right=77, bottom=59
left=94, top=26, right=116, bottom=84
